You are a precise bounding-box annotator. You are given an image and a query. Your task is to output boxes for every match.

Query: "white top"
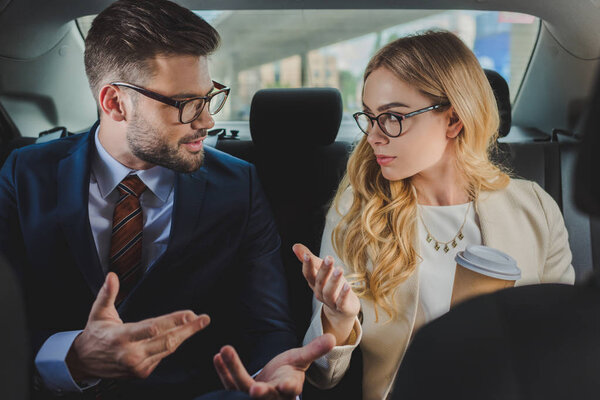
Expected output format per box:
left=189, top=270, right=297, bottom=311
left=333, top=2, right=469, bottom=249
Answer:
left=417, top=202, right=482, bottom=322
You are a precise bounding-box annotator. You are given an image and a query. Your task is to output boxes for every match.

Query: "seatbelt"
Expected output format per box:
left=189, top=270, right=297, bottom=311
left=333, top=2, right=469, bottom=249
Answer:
left=591, top=217, right=600, bottom=280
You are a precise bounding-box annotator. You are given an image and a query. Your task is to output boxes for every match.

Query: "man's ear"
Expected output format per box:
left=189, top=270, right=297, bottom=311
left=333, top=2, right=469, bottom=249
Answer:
left=99, top=85, right=129, bottom=122
left=446, top=108, right=463, bottom=139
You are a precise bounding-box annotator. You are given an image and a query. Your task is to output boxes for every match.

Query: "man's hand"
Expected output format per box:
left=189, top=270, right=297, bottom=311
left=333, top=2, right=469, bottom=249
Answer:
left=213, top=334, right=335, bottom=400
left=66, top=272, right=210, bottom=381
left=292, top=244, right=360, bottom=345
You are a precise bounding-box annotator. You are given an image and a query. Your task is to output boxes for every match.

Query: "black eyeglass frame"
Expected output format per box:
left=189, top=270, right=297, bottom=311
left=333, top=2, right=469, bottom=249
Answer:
left=353, top=103, right=450, bottom=138
left=110, top=81, right=230, bottom=124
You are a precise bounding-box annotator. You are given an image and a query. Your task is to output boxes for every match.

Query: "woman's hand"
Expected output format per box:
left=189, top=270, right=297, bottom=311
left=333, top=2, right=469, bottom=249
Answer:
left=292, top=244, right=360, bottom=345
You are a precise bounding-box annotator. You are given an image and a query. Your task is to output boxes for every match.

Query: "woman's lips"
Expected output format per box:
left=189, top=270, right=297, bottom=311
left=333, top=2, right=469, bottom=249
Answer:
left=182, top=138, right=204, bottom=152
left=376, top=155, right=396, bottom=166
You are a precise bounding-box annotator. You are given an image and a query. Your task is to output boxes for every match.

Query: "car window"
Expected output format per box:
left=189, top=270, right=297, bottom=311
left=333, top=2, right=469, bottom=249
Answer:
left=78, top=10, right=539, bottom=141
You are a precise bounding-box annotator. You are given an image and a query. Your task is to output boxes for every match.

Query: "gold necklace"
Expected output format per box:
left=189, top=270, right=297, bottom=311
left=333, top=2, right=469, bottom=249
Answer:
left=418, top=202, right=471, bottom=253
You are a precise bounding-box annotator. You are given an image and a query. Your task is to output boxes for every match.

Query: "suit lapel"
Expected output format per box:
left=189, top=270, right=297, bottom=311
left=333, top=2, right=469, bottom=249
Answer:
left=476, top=190, right=508, bottom=252
left=117, top=166, right=209, bottom=316
left=475, top=185, right=539, bottom=285
left=57, top=124, right=105, bottom=295
left=150, top=163, right=208, bottom=270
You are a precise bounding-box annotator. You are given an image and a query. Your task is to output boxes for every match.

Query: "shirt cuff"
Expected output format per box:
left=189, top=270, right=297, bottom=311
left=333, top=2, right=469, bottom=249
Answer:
left=35, top=330, right=100, bottom=393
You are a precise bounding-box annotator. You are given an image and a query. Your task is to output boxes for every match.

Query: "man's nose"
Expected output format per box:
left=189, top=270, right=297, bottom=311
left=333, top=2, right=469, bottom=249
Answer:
left=190, top=106, right=215, bottom=131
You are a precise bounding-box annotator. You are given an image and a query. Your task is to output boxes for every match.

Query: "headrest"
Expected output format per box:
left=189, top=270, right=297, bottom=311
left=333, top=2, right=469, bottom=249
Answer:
left=250, top=88, right=343, bottom=147
left=484, top=69, right=512, bottom=138
left=575, top=70, right=600, bottom=218
left=574, top=68, right=600, bottom=284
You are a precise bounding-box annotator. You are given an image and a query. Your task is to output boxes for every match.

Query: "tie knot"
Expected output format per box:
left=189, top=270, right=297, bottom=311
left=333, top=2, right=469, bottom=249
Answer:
left=118, top=175, right=147, bottom=198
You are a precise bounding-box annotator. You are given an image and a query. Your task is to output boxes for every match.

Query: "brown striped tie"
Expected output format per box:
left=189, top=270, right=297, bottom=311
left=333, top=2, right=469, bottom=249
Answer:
left=109, top=175, right=147, bottom=304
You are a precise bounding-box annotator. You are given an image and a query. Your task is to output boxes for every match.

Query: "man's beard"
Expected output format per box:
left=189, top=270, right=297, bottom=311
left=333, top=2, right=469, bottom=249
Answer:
left=126, top=113, right=205, bottom=173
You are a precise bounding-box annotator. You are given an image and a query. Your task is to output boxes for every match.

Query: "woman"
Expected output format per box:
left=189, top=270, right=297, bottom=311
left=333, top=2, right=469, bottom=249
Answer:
left=293, top=30, right=574, bottom=400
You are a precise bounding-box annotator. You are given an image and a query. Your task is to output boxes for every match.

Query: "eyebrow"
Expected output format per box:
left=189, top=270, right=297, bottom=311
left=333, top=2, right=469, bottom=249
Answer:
left=172, top=85, right=215, bottom=100
left=362, top=101, right=411, bottom=113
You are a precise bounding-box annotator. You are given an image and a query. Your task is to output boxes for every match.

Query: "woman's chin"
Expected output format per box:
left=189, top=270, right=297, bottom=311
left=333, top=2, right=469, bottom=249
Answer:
left=381, top=170, right=407, bottom=182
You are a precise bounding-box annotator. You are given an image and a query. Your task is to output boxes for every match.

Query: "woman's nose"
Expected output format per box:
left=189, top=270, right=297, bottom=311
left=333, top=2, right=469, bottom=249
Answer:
left=366, top=123, right=389, bottom=145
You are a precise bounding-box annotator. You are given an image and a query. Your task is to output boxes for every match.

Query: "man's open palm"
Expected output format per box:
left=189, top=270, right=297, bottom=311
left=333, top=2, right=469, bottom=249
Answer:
left=214, top=334, right=336, bottom=399
left=66, top=272, right=211, bottom=381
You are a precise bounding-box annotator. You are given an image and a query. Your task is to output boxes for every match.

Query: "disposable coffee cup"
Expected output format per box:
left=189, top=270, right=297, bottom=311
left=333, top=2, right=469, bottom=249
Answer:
left=450, top=245, right=521, bottom=307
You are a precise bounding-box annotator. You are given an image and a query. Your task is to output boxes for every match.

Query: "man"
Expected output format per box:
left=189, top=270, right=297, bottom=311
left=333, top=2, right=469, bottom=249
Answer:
left=0, top=1, right=333, bottom=398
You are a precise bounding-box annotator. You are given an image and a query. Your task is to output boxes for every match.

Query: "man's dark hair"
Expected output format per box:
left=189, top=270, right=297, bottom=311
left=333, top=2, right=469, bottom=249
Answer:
left=84, top=0, right=220, bottom=103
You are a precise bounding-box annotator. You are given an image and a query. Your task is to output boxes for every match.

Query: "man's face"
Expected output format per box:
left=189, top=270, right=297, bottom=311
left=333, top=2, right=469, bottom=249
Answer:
left=126, top=55, right=215, bottom=173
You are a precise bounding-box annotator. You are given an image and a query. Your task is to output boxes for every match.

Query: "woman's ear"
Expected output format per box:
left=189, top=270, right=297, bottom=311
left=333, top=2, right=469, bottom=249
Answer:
left=446, top=109, right=463, bottom=139
left=99, top=85, right=128, bottom=122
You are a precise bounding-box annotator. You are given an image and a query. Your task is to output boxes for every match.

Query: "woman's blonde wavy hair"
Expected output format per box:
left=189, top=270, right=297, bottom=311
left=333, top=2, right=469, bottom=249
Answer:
left=332, top=30, right=510, bottom=321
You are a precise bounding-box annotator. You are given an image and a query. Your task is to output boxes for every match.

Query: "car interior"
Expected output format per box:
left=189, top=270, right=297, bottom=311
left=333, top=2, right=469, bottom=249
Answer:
left=1, top=0, right=599, bottom=399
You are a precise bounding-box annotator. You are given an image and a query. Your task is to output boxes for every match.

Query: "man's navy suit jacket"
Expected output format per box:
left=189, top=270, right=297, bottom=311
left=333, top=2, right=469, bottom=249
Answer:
left=0, top=122, right=297, bottom=399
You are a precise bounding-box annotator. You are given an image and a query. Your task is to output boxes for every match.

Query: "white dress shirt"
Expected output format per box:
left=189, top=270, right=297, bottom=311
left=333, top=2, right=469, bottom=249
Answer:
left=35, top=128, right=175, bottom=392
left=88, top=128, right=175, bottom=273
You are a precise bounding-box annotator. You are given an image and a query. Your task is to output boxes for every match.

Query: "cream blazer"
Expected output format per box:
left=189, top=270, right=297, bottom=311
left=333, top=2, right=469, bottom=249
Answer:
left=303, top=179, right=574, bottom=400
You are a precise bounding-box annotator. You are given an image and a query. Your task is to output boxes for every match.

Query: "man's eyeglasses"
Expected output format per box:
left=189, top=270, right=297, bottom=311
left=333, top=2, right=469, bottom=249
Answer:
left=353, top=103, right=450, bottom=138
left=110, top=81, right=230, bottom=124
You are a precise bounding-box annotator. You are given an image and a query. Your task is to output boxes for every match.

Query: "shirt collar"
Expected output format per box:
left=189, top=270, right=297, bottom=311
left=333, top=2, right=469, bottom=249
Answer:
left=91, top=127, right=175, bottom=203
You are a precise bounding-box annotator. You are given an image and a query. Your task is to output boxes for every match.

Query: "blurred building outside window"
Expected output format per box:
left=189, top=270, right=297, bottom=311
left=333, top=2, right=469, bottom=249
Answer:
left=78, top=10, right=539, bottom=141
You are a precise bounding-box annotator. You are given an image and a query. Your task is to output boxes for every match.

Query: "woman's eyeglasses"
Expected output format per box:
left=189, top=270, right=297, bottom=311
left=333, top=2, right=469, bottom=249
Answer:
left=110, top=81, right=230, bottom=124
left=353, top=103, right=450, bottom=138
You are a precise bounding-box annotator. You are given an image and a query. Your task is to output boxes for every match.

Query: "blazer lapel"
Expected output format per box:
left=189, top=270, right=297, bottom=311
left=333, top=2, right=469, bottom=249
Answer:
left=117, top=166, right=209, bottom=315
left=57, top=126, right=105, bottom=295
left=150, top=164, right=208, bottom=270
left=475, top=186, right=540, bottom=285
left=476, top=190, right=509, bottom=253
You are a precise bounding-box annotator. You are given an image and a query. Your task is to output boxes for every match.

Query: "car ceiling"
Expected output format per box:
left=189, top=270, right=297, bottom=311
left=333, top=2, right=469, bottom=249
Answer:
left=0, top=0, right=599, bottom=60
left=0, top=0, right=598, bottom=137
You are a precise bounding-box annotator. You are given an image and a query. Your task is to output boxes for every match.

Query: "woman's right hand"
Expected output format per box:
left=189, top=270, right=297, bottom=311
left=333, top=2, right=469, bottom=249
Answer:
left=293, top=243, right=361, bottom=345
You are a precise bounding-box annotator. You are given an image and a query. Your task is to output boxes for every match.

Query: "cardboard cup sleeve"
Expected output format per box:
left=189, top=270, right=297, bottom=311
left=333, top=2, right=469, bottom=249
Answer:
left=451, top=245, right=521, bottom=307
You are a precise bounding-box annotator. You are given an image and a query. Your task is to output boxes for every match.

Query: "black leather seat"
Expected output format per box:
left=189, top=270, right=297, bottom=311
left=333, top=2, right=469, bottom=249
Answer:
left=486, top=69, right=562, bottom=205
left=216, top=88, right=361, bottom=399
left=217, top=88, right=351, bottom=339
left=0, top=255, right=29, bottom=400
left=392, top=280, right=600, bottom=400
left=0, top=101, right=29, bottom=167
left=485, top=69, right=593, bottom=280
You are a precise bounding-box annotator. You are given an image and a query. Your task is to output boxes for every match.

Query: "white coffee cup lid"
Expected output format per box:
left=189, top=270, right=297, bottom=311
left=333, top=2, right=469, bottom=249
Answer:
left=455, top=245, right=521, bottom=281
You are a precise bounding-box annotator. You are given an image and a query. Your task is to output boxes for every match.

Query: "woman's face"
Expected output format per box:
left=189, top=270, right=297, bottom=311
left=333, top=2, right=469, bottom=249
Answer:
left=362, top=67, right=459, bottom=181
